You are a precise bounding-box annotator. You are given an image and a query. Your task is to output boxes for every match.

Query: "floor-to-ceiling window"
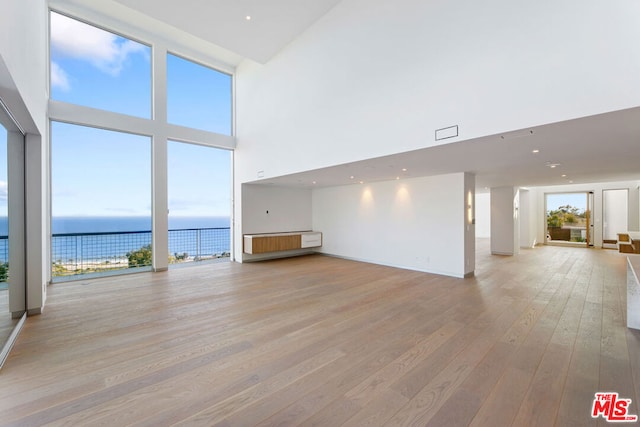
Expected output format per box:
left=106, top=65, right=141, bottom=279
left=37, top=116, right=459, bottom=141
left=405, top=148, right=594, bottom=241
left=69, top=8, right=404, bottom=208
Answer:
left=165, top=54, right=232, bottom=267
left=168, top=141, right=231, bottom=266
left=48, top=9, right=234, bottom=279
left=50, top=122, right=152, bottom=278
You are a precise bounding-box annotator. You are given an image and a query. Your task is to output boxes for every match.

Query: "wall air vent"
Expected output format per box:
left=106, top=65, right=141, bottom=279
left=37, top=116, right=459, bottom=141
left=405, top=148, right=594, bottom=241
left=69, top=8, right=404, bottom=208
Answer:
left=435, top=125, right=459, bottom=141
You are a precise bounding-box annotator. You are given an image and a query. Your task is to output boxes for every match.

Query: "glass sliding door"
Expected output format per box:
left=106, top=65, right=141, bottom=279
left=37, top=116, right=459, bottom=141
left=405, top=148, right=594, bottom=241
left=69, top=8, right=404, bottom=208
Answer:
left=545, top=192, right=589, bottom=247
left=0, top=98, right=25, bottom=369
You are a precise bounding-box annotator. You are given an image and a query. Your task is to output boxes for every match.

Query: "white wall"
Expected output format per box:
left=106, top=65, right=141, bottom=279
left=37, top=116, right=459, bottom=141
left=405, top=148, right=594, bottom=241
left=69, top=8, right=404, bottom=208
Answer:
left=239, top=184, right=313, bottom=261
left=0, top=0, right=47, bottom=135
left=531, top=181, right=640, bottom=247
left=484, top=187, right=536, bottom=251
left=0, top=0, right=49, bottom=314
left=519, top=189, right=537, bottom=248
left=463, top=173, right=475, bottom=276
left=235, top=0, right=640, bottom=185
left=7, top=130, right=25, bottom=316
left=491, top=186, right=519, bottom=255
left=242, top=184, right=312, bottom=233
left=603, top=189, right=629, bottom=241
left=475, top=192, right=491, bottom=238
left=312, top=173, right=471, bottom=278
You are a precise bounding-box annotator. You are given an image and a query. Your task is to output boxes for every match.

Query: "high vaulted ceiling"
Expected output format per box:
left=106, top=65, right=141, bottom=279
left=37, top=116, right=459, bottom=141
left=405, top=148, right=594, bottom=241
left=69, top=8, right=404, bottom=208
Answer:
left=112, top=0, right=343, bottom=63
left=61, top=1, right=640, bottom=190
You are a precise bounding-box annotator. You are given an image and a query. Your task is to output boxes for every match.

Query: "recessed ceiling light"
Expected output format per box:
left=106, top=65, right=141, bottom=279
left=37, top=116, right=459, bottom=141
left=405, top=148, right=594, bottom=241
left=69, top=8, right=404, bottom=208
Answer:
left=245, top=15, right=252, bottom=20
left=359, top=181, right=364, bottom=184
left=402, top=168, right=407, bottom=172
left=569, top=180, right=574, bottom=183
left=312, top=181, right=317, bottom=184
left=532, top=149, right=540, bottom=153
left=350, top=175, right=355, bottom=179
left=545, top=162, right=561, bottom=169
left=396, top=176, right=400, bottom=180
left=561, top=174, right=567, bottom=178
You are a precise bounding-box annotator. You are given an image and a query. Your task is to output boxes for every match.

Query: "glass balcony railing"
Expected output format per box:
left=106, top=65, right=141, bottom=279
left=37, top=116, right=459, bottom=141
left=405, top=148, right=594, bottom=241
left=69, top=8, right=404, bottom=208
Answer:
left=49, top=227, right=230, bottom=279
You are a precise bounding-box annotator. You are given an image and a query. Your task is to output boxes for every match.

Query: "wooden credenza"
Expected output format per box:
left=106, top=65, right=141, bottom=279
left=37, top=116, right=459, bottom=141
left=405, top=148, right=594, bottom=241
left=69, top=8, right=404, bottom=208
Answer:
left=243, top=231, right=322, bottom=254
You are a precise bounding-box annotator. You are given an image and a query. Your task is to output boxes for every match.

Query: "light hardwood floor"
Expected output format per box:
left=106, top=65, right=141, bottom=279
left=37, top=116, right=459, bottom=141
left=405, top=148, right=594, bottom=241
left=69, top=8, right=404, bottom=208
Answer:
left=1, top=240, right=639, bottom=426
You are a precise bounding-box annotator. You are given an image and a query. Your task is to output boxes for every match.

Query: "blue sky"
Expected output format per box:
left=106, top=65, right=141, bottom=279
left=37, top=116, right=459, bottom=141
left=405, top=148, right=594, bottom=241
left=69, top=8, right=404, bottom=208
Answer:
left=49, top=12, right=231, bottom=218
left=546, top=193, right=587, bottom=213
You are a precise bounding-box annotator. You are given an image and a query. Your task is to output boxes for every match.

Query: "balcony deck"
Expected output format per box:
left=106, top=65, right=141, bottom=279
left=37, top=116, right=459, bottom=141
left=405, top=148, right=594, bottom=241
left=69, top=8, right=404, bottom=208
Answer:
left=0, top=240, right=638, bottom=426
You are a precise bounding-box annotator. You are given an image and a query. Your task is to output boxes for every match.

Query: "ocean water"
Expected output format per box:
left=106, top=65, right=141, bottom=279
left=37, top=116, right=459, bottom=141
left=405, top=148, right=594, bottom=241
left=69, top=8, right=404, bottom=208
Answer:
left=0, top=216, right=231, bottom=262
left=0, top=216, right=230, bottom=235
left=51, top=216, right=230, bottom=234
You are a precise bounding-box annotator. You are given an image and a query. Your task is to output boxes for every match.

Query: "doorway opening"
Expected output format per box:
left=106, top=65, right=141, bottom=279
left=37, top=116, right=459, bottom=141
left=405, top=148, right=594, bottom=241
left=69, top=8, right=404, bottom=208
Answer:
left=545, top=192, right=593, bottom=247
left=603, top=189, right=628, bottom=250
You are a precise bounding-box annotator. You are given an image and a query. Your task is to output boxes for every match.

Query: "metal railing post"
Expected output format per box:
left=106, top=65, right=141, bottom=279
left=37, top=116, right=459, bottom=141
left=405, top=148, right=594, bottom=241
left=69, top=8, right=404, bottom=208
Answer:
left=196, top=229, right=201, bottom=260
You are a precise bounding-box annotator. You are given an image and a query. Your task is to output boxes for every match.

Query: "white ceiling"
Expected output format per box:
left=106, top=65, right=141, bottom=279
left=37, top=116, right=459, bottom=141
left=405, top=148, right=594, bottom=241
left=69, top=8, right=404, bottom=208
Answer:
left=112, top=0, right=343, bottom=63
left=67, top=0, right=640, bottom=191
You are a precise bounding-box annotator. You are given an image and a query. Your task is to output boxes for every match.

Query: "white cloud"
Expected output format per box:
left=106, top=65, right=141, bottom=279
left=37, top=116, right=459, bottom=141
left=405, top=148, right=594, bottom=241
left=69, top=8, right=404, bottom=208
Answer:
left=51, top=61, right=70, bottom=91
left=50, top=12, right=147, bottom=76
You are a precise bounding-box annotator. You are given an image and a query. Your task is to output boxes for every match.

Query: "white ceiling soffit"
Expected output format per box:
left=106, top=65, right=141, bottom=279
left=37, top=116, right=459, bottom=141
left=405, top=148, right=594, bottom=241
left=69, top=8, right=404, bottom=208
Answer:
left=251, top=107, right=640, bottom=190
left=112, top=0, right=344, bottom=63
